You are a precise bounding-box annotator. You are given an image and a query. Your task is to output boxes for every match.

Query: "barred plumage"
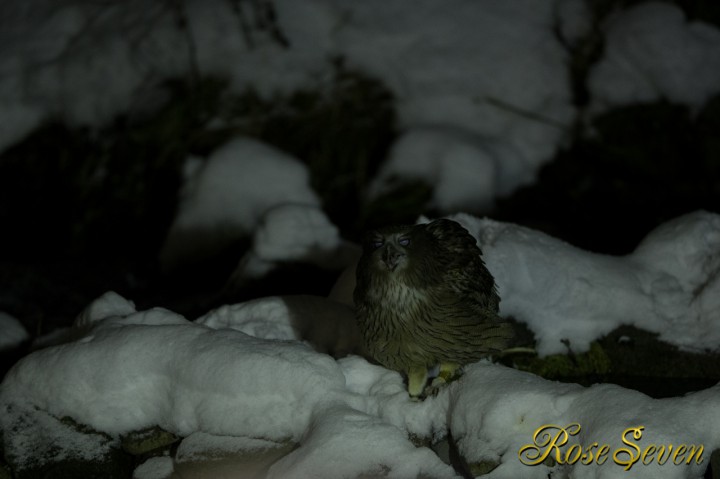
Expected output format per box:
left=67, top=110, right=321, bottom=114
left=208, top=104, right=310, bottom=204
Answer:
left=354, top=219, right=514, bottom=398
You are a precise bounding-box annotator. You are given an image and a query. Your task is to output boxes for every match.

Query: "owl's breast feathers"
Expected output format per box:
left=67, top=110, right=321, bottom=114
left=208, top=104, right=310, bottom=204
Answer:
left=354, top=219, right=513, bottom=371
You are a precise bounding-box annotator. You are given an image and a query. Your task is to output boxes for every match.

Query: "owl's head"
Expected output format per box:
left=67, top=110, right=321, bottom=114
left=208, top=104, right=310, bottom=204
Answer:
left=358, top=219, right=482, bottom=280
left=360, top=223, right=437, bottom=275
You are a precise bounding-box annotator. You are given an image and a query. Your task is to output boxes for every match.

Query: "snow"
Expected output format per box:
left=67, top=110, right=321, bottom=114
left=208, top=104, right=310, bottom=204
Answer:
left=445, top=210, right=720, bottom=356
left=1, top=0, right=576, bottom=202
left=3, top=2, right=720, bottom=477
left=449, top=362, right=719, bottom=479
left=266, top=403, right=456, bottom=479
left=335, top=0, right=575, bottom=194
left=197, top=295, right=362, bottom=357
left=2, top=290, right=719, bottom=478
left=227, top=203, right=360, bottom=283
left=0, top=312, right=28, bottom=352
left=252, top=204, right=340, bottom=263
left=589, top=2, right=720, bottom=113
left=74, top=290, right=137, bottom=329
left=368, top=127, right=500, bottom=212
left=159, top=137, right=320, bottom=268
left=3, top=1, right=719, bottom=213
left=1, top=311, right=347, bottom=441
left=133, top=456, right=173, bottom=479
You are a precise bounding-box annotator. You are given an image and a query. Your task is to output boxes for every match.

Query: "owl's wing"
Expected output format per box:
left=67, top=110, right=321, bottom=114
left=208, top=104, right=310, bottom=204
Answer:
left=423, top=219, right=499, bottom=310
left=422, top=220, right=512, bottom=350
left=424, top=280, right=514, bottom=356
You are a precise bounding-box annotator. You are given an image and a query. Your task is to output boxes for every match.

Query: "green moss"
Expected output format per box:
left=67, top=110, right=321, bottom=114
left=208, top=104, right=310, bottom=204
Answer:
left=513, top=342, right=611, bottom=381
left=468, top=460, right=500, bottom=476
left=121, top=426, right=179, bottom=456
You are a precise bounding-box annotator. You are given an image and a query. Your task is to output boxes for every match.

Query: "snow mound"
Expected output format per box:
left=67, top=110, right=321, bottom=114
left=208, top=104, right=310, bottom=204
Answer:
left=268, top=403, right=456, bottom=479
left=1, top=306, right=346, bottom=440
left=449, top=362, right=720, bottom=479
left=197, top=295, right=362, bottom=357
left=227, top=203, right=359, bottom=284
left=445, top=210, right=720, bottom=356
left=369, top=127, right=500, bottom=212
left=198, top=296, right=299, bottom=341
left=160, top=137, right=319, bottom=269
left=339, top=0, right=575, bottom=192
left=0, top=312, right=28, bottom=352
left=253, top=204, right=341, bottom=263
left=1, top=0, right=577, bottom=201
left=2, top=291, right=720, bottom=478
left=590, top=2, right=720, bottom=112
left=74, top=290, right=137, bottom=328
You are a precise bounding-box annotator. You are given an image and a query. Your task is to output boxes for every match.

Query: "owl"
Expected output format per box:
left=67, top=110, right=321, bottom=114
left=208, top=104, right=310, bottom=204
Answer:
left=354, top=218, right=513, bottom=398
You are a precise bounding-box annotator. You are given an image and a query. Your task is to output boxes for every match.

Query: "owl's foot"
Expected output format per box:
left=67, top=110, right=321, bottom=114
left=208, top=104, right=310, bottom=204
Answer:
left=423, top=362, right=462, bottom=397
left=422, top=377, right=445, bottom=397
left=438, top=362, right=460, bottom=381
left=407, top=366, right=429, bottom=399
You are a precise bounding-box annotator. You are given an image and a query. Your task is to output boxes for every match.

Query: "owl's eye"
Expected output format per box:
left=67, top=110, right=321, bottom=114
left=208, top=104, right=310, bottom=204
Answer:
left=371, top=239, right=384, bottom=249
left=398, top=237, right=410, bottom=246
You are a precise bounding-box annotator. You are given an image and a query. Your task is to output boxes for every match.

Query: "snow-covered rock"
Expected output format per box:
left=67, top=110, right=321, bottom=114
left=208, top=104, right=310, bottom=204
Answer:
left=589, top=2, right=720, bottom=113
left=1, top=0, right=578, bottom=201
left=448, top=361, right=719, bottom=479
left=369, top=127, right=501, bottom=212
left=74, top=290, right=137, bottom=329
left=159, top=137, right=320, bottom=269
left=0, top=312, right=28, bottom=352
left=447, top=210, right=720, bottom=356
left=226, top=203, right=360, bottom=285
left=338, top=0, right=575, bottom=193
left=196, top=294, right=362, bottom=357
left=2, top=288, right=719, bottom=478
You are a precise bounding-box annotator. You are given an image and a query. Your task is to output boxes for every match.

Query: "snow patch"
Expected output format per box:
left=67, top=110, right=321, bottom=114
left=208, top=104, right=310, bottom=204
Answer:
left=2, top=285, right=720, bottom=478
left=445, top=211, right=720, bottom=356
left=160, top=137, right=319, bottom=268
left=369, top=127, right=499, bottom=212
left=590, top=2, right=720, bottom=113
left=0, top=312, right=28, bottom=352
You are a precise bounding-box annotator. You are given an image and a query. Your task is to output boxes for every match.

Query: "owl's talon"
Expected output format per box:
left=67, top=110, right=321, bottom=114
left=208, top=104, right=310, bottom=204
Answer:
left=415, top=376, right=444, bottom=397
left=430, top=376, right=447, bottom=388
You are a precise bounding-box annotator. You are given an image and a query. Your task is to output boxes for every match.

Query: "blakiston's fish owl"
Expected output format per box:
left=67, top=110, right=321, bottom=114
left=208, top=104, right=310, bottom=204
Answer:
left=354, top=219, right=513, bottom=398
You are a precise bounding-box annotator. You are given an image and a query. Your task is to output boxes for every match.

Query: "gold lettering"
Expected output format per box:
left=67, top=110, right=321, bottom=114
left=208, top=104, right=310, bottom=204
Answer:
left=613, top=426, right=643, bottom=471
left=672, top=445, right=687, bottom=465
left=517, top=423, right=704, bottom=469
left=596, top=445, right=610, bottom=465
left=686, top=445, right=704, bottom=465
left=641, top=444, right=656, bottom=465
left=656, top=445, right=671, bottom=465
left=518, top=424, right=580, bottom=466
left=580, top=442, right=598, bottom=465
left=564, top=444, right=582, bottom=464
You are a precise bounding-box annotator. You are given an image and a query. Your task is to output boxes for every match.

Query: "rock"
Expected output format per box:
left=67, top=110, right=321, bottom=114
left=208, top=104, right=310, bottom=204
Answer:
left=173, top=433, right=296, bottom=479
left=2, top=406, right=132, bottom=479
left=122, top=426, right=180, bottom=456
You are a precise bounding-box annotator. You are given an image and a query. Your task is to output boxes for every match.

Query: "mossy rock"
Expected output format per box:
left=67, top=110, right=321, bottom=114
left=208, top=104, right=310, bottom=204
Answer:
left=512, top=342, right=611, bottom=381
left=121, top=426, right=179, bottom=456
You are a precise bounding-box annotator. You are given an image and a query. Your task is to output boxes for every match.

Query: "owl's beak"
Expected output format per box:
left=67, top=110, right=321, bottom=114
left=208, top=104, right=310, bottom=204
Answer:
left=382, top=244, right=405, bottom=271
